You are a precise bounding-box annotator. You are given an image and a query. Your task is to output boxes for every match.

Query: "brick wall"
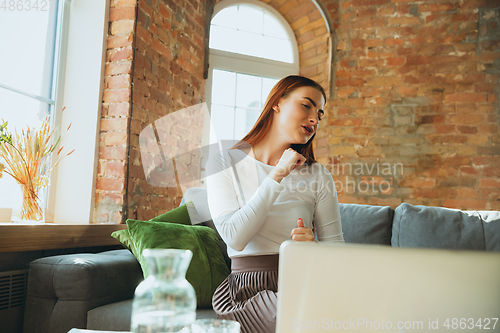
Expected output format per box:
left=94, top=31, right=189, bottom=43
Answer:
left=319, top=0, right=500, bottom=210
left=95, top=0, right=499, bottom=223
left=95, top=0, right=136, bottom=223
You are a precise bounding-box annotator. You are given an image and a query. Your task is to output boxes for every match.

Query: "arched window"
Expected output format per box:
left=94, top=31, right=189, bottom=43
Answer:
left=205, top=0, right=299, bottom=144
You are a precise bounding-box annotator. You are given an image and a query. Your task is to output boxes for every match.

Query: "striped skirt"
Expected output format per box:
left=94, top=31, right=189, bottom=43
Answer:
left=212, top=254, right=279, bottom=333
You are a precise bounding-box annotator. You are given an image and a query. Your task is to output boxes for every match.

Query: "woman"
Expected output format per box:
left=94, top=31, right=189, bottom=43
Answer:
left=206, top=75, right=344, bottom=333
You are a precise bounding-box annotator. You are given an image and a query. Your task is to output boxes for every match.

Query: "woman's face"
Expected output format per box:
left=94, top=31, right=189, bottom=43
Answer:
left=272, top=86, right=325, bottom=145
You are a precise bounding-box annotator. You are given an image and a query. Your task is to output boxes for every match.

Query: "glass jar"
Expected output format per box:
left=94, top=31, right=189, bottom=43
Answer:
left=131, top=249, right=197, bottom=333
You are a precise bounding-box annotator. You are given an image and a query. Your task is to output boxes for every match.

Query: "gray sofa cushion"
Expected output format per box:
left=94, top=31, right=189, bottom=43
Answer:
left=339, top=203, right=394, bottom=245
left=87, top=299, right=133, bottom=331
left=392, top=203, right=500, bottom=251
left=23, top=250, right=143, bottom=333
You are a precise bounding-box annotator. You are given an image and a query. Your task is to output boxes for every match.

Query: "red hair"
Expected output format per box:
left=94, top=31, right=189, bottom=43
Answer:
left=231, top=75, right=326, bottom=165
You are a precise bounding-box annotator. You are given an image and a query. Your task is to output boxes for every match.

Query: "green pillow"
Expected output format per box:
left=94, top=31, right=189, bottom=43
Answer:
left=126, top=219, right=230, bottom=309
left=111, top=201, right=199, bottom=251
left=150, top=200, right=200, bottom=224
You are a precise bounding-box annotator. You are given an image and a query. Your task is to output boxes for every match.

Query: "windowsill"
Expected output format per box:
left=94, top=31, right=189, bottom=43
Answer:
left=0, top=223, right=126, bottom=253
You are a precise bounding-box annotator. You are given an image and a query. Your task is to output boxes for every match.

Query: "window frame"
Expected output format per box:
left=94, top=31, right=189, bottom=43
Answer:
left=47, top=0, right=110, bottom=223
left=0, top=0, right=63, bottom=221
left=0, top=0, right=110, bottom=223
left=206, top=0, right=300, bottom=112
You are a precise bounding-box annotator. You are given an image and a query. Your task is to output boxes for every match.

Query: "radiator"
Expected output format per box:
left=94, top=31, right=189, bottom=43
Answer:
left=0, top=269, right=29, bottom=333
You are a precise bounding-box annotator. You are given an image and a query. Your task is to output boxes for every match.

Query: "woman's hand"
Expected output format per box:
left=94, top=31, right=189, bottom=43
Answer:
left=291, top=218, right=315, bottom=242
left=270, top=148, right=306, bottom=183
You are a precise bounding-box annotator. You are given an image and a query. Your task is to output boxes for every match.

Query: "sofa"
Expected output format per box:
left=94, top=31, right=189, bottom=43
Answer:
left=23, top=187, right=500, bottom=333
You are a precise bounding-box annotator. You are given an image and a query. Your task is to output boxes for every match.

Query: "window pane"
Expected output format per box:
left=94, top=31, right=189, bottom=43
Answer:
left=211, top=5, right=237, bottom=29
left=210, top=70, right=280, bottom=142
left=262, top=77, right=279, bottom=104
left=238, top=5, right=263, bottom=35
left=235, top=107, right=260, bottom=139
left=236, top=73, right=261, bottom=109
left=212, top=69, right=236, bottom=107
left=210, top=104, right=235, bottom=141
left=261, top=36, right=294, bottom=63
left=263, top=12, right=288, bottom=39
left=210, top=4, right=294, bottom=64
left=0, top=2, right=59, bottom=98
left=0, top=89, right=49, bottom=209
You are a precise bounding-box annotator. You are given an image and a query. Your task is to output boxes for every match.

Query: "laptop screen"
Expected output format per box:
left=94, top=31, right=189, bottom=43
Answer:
left=276, top=241, right=500, bottom=333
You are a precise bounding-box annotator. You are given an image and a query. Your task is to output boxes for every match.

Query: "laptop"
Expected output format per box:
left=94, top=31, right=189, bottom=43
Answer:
left=276, top=241, right=500, bottom=333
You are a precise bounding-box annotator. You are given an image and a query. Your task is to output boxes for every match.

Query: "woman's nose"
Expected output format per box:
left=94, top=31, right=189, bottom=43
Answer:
left=309, top=115, right=318, bottom=126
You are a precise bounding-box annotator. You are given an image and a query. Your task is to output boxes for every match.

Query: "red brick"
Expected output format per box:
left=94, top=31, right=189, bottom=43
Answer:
left=335, top=78, right=365, bottom=87
left=385, top=38, right=404, bottom=47
left=104, top=161, right=126, bottom=177
left=460, top=167, right=478, bottom=175
left=398, top=86, right=417, bottom=95
left=337, top=87, right=357, bottom=98
left=352, top=0, right=388, bottom=7
left=111, top=0, right=136, bottom=6
left=352, top=39, right=365, bottom=48
left=447, top=114, right=484, bottom=124
left=107, top=35, right=133, bottom=48
left=480, top=179, right=500, bottom=188
left=482, top=167, right=500, bottom=178
left=407, top=56, right=432, bottom=66
left=444, top=93, right=486, bottom=103
left=388, top=17, right=421, bottom=26
left=99, top=146, right=127, bottom=160
left=443, top=199, right=486, bottom=210
left=434, top=125, right=456, bottom=134
left=107, top=74, right=131, bottom=89
left=101, top=118, right=128, bottom=132
left=105, top=61, right=132, bottom=76
left=386, top=57, right=405, bottom=66
left=99, top=192, right=124, bottom=205
left=103, top=89, right=130, bottom=103
left=111, top=47, right=133, bottom=62
left=104, top=132, right=127, bottom=146
left=330, top=118, right=364, bottom=126
left=108, top=102, right=130, bottom=117
left=416, top=115, right=444, bottom=125
left=473, top=156, right=500, bottom=166
left=481, top=188, right=500, bottom=200
left=353, top=127, right=373, bottom=135
left=457, top=126, right=478, bottom=134
left=366, top=39, right=383, bottom=48
left=96, top=177, right=125, bottom=191
left=109, top=6, right=136, bottom=21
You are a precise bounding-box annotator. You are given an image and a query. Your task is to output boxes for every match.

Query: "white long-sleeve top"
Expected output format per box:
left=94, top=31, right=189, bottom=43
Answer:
left=206, top=148, right=344, bottom=258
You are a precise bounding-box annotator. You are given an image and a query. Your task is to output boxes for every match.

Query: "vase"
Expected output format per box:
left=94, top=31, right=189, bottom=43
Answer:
left=10, top=184, right=44, bottom=223
left=131, top=249, right=197, bottom=333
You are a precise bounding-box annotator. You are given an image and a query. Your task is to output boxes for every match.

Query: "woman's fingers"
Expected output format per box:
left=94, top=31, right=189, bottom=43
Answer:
left=291, top=227, right=314, bottom=241
left=291, top=233, right=315, bottom=241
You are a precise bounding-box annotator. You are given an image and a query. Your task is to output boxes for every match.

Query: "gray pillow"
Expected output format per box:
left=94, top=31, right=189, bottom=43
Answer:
left=392, top=203, right=500, bottom=251
left=339, top=203, right=394, bottom=245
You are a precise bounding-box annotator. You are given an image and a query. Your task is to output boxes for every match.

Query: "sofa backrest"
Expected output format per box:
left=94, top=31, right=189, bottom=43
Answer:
left=339, top=203, right=394, bottom=245
left=392, top=203, right=500, bottom=251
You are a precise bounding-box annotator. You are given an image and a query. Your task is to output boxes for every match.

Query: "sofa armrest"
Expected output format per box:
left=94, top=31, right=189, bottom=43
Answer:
left=23, top=249, right=143, bottom=333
